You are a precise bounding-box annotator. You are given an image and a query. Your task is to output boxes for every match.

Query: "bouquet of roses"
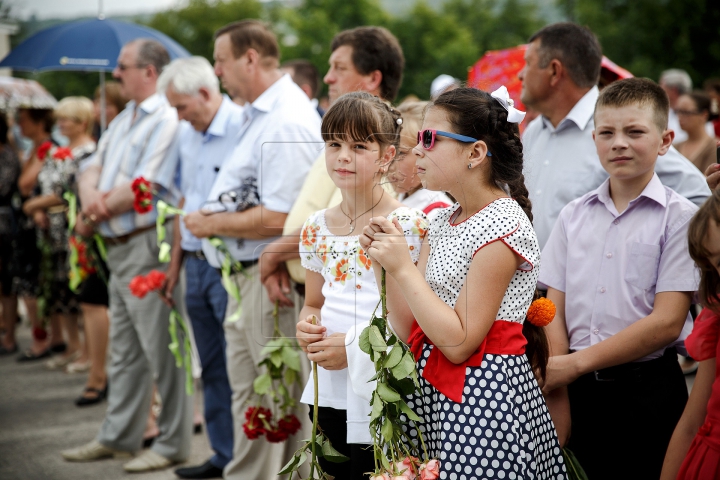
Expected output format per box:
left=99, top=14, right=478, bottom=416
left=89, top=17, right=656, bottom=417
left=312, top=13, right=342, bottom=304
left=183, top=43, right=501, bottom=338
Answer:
left=129, top=269, right=194, bottom=395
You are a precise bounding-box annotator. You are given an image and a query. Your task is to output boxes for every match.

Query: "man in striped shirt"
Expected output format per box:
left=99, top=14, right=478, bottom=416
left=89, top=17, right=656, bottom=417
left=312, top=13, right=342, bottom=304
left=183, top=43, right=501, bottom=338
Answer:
left=62, top=39, right=193, bottom=473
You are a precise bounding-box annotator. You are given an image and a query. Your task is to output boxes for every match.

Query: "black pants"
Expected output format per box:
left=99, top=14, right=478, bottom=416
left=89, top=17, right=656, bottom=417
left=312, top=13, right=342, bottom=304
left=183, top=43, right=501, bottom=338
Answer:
left=308, top=406, right=375, bottom=480
left=567, top=350, right=688, bottom=480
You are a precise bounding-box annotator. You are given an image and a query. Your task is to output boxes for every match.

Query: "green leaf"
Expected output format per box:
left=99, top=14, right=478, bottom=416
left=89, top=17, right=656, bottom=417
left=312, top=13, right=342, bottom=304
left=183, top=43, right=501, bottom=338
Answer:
left=158, top=242, right=171, bottom=263
left=270, top=350, right=283, bottom=368
left=281, top=345, right=302, bottom=372
left=398, top=399, right=422, bottom=422
left=376, top=382, right=401, bottom=403
left=253, top=373, right=272, bottom=395
left=284, top=367, right=297, bottom=385
left=383, top=344, right=403, bottom=369
left=277, top=454, right=299, bottom=475
left=261, top=338, right=285, bottom=355
left=391, top=351, right=416, bottom=380
left=321, top=439, right=349, bottom=463
left=358, top=325, right=372, bottom=354
left=369, top=325, right=387, bottom=352
left=370, top=392, right=383, bottom=421
left=381, top=418, right=394, bottom=443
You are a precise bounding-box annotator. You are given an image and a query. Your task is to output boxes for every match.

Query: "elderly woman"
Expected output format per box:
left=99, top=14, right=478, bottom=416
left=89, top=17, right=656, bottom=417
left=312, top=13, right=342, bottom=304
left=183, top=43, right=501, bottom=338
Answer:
left=22, top=98, right=97, bottom=373
left=676, top=91, right=718, bottom=173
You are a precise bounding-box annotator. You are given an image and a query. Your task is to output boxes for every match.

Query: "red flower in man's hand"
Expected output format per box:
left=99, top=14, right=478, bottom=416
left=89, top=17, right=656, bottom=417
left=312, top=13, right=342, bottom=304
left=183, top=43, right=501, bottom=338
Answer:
left=131, top=177, right=151, bottom=194
left=145, top=270, right=166, bottom=291
left=52, top=147, right=73, bottom=160
left=278, top=414, right=301, bottom=435
left=264, top=427, right=289, bottom=443
left=133, top=193, right=153, bottom=214
left=37, top=141, right=52, bottom=160
left=128, top=275, right=150, bottom=298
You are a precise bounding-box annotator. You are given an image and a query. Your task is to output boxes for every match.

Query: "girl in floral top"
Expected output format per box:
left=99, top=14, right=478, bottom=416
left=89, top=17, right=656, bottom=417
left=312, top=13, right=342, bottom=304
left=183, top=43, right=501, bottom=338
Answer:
left=296, top=92, right=428, bottom=480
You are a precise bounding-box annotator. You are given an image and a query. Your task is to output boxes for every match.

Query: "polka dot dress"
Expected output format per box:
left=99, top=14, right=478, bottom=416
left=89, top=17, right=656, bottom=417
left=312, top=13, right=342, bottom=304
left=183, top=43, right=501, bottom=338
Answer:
left=400, top=198, right=567, bottom=480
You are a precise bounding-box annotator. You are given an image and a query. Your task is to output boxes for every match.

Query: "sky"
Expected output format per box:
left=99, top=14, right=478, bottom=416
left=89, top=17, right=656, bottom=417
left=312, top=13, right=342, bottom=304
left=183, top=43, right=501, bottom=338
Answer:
left=13, top=0, right=183, bottom=20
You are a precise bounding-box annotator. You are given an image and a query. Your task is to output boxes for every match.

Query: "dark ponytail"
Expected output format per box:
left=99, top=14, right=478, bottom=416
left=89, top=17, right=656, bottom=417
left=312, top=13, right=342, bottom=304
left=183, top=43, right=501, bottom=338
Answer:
left=432, top=87, right=548, bottom=378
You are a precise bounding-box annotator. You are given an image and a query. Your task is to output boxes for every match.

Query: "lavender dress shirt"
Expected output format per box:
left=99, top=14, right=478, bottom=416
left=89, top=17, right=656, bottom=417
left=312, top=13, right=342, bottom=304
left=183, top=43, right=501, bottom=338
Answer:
left=539, top=174, right=699, bottom=361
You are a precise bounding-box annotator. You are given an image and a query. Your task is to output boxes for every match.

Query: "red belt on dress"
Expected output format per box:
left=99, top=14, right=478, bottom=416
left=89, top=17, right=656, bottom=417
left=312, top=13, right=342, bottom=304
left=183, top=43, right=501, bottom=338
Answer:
left=407, top=319, right=527, bottom=403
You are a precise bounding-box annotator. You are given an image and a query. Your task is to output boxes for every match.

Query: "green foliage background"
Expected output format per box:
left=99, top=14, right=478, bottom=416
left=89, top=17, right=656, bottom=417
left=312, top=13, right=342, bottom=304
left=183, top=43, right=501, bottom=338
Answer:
left=10, top=0, right=720, bottom=103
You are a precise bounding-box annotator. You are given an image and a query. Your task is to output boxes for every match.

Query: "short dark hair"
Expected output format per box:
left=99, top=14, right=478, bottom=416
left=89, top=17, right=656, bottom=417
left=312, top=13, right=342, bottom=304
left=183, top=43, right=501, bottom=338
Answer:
left=331, top=26, right=404, bottom=102
left=132, top=39, right=170, bottom=75
left=683, top=91, right=719, bottom=121
left=20, top=108, right=54, bottom=134
left=281, top=59, right=320, bottom=98
left=595, top=77, right=670, bottom=132
left=528, top=22, right=602, bottom=89
left=215, top=20, right=279, bottom=62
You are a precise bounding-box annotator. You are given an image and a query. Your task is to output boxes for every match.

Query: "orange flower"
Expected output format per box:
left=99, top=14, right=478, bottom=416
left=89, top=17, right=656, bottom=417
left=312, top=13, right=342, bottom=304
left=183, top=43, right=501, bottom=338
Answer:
left=358, top=248, right=372, bottom=270
left=317, top=243, right=328, bottom=264
left=526, top=298, right=556, bottom=327
left=333, top=258, right=349, bottom=283
left=301, top=225, right=318, bottom=248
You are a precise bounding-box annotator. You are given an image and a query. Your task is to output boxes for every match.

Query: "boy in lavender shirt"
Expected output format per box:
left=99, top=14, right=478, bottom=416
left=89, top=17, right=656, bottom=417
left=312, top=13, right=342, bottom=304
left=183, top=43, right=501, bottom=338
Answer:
left=540, top=78, right=699, bottom=479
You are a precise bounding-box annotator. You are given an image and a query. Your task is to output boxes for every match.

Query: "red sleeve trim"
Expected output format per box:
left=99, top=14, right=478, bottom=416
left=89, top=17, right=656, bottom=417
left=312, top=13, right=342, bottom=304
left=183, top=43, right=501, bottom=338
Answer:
left=471, top=222, right=534, bottom=271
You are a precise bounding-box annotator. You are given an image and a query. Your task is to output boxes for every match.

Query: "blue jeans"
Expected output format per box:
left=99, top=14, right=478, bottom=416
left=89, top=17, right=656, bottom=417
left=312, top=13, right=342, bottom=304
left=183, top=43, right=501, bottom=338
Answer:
left=184, top=256, right=233, bottom=468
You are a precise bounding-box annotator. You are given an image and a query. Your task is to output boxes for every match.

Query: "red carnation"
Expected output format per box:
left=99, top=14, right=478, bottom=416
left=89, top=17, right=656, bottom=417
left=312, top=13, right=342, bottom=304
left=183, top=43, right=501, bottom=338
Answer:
left=128, top=275, right=150, bottom=298
left=131, top=177, right=151, bottom=194
left=145, top=270, right=167, bottom=291
left=244, top=406, right=272, bottom=422
left=264, top=427, right=289, bottom=443
left=52, top=147, right=73, bottom=160
left=278, top=414, right=301, bottom=435
left=133, top=193, right=153, bottom=214
left=37, top=141, right=52, bottom=160
left=242, top=421, right=265, bottom=440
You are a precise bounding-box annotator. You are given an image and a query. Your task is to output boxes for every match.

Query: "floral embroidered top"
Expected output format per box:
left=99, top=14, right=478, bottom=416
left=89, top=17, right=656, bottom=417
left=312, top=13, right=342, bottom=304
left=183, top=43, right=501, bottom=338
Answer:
left=299, top=206, right=428, bottom=438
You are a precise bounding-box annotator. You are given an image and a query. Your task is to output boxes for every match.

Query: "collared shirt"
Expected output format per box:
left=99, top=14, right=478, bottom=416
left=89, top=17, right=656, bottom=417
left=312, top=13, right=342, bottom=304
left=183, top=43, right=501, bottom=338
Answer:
left=523, top=86, right=710, bottom=249
left=85, top=93, right=180, bottom=238
left=202, top=74, right=323, bottom=266
left=172, top=96, right=245, bottom=251
left=539, top=174, right=699, bottom=361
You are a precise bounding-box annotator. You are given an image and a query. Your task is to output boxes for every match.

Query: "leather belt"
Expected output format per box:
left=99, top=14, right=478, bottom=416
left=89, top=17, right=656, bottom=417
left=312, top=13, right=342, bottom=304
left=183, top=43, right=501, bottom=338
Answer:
left=590, top=348, right=677, bottom=382
left=215, top=258, right=259, bottom=275
left=184, top=250, right=207, bottom=261
left=101, top=224, right=156, bottom=247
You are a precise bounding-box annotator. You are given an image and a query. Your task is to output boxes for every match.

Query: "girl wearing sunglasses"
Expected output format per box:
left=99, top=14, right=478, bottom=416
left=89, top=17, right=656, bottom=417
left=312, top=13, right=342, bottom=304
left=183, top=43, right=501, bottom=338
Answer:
left=295, top=92, right=428, bottom=479
left=360, top=87, right=567, bottom=478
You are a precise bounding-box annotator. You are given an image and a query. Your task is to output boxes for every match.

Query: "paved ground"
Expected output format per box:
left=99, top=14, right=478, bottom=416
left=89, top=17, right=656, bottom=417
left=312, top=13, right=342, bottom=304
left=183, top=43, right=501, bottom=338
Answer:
left=0, top=323, right=213, bottom=480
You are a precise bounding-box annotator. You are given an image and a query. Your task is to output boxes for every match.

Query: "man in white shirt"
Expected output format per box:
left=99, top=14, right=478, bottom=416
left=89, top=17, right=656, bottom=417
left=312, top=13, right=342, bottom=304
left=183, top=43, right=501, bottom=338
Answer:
left=182, top=20, right=322, bottom=480
left=519, top=22, right=710, bottom=249
left=157, top=56, right=245, bottom=480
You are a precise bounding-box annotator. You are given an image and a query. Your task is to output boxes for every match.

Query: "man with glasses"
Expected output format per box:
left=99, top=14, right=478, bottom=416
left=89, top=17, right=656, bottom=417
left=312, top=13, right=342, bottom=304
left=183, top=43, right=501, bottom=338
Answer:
left=61, top=39, right=193, bottom=473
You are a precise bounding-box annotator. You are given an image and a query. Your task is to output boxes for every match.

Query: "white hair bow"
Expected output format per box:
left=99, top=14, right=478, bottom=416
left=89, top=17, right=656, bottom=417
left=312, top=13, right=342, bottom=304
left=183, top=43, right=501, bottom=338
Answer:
left=490, top=86, right=526, bottom=123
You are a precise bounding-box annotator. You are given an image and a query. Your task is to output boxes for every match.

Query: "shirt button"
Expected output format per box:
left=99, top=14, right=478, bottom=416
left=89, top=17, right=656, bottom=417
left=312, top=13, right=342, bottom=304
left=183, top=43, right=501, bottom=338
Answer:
left=613, top=219, right=619, bottom=225
left=599, top=287, right=606, bottom=293
left=593, top=329, right=599, bottom=335
left=606, top=253, right=613, bottom=258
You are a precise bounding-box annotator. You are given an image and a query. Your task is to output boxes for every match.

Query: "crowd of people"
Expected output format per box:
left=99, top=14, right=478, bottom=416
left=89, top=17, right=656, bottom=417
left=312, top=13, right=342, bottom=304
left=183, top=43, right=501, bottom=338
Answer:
left=1, top=17, right=720, bottom=480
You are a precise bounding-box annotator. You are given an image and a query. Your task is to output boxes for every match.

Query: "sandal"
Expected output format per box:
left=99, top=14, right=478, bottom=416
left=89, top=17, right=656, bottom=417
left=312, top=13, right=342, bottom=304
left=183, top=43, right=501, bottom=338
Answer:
left=75, top=385, right=107, bottom=407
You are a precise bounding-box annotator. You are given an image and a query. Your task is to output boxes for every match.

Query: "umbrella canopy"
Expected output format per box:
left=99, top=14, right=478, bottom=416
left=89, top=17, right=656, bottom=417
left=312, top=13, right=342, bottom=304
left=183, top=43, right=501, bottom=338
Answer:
left=0, top=18, right=190, bottom=72
left=467, top=44, right=633, bottom=115
left=0, top=77, right=57, bottom=110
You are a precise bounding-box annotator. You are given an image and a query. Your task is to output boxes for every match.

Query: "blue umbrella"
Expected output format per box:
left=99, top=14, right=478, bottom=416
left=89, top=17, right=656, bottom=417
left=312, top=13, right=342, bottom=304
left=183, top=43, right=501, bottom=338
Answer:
left=0, top=17, right=190, bottom=72
left=0, top=17, right=190, bottom=130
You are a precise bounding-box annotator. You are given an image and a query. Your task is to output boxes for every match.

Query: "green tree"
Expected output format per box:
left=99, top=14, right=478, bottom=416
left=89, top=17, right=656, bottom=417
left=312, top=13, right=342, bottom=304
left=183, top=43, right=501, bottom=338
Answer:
left=563, top=0, right=720, bottom=85
left=390, top=1, right=479, bottom=100
left=146, top=0, right=264, bottom=62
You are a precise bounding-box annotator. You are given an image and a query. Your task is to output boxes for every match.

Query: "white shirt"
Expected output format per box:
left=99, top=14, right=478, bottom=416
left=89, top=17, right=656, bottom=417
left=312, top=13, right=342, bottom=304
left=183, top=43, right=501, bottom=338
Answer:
left=398, top=188, right=453, bottom=223
left=201, top=74, right=323, bottom=266
left=523, top=86, right=710, bottom=249
left=172, top=96, right=245, bottom=251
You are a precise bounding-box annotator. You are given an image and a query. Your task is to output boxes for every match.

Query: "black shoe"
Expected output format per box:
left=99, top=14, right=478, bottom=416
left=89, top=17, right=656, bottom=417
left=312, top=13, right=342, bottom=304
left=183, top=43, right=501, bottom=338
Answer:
left=175, top=460, right=223, bottom=479
left=75, top=386, right=107, bottom=407
left=17, top=348, right=51, bottom=362
left=50, top=343, right=67, bottom=353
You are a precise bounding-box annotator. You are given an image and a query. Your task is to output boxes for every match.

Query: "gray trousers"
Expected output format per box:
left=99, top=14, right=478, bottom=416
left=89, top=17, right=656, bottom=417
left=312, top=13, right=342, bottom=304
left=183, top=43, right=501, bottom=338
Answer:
left=223, top=264, right=309, bottom=480
left=97, top=227, right=193, bottom=461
